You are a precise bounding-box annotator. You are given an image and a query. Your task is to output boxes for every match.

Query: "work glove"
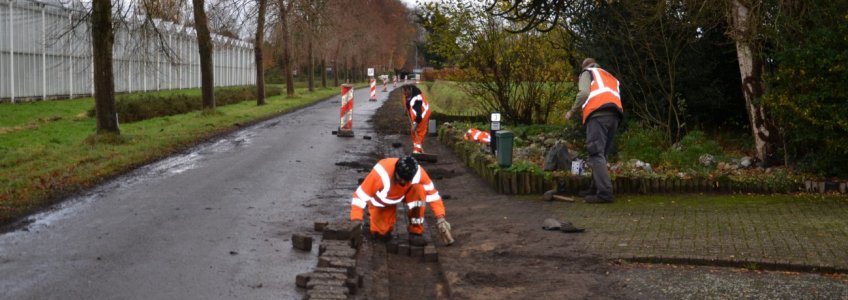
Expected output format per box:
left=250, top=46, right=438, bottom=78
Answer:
left=436, top=217, right=455, bottom=246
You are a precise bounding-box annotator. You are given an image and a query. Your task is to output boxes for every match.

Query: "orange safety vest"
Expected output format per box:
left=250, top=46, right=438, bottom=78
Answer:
left=464, top=128, right=491, bottom=143
left=581, top=67, right=623, bottom=124
left=350, top=158, right=445, bottom=220
left=407, top=94, right=430, bottom=122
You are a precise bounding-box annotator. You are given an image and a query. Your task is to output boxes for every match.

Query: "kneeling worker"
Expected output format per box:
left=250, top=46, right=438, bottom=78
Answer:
left=350, top=156, right=454, bottom=245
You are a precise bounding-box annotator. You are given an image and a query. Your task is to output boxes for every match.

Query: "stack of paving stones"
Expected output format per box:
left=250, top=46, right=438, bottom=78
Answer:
left=384, top=206, right=440, bottom=262
left=294, top=220, right=363, bottom=300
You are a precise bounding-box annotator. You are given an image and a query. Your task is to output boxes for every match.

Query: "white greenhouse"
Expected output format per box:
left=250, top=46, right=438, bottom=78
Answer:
left=0, top=0, right=255, bottom=103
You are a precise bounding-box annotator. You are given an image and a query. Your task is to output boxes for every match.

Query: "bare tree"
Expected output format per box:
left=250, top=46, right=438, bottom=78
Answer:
left=192, top=0, right=216, bottom=109
left=278, top=0, right=295, bottom=96
left=91, top=0, right=119, bottom=134
left=255, top=0, right=268, bottom=105
left=726, top=0, right=780, bottom=165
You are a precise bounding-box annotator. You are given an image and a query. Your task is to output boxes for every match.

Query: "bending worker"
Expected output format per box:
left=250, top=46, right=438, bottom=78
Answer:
left=565, top=57, right=623, bottom=204
left=402, top=84, right=431, bottom=154
left=350, top=156, right=454, bottom=245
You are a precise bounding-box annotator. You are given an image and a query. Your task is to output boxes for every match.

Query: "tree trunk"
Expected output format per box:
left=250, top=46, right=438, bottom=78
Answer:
left=729, top=0, right=781, bottom=165
left=254, top=0, right=267, bottom=105
left=321, top=58, right=327, bottom=88
left=91, top=0, right=119, bottom=134
left=333, top=59, right=339, bottom=86
left=280, top=1, right=295, bottom=97
left=307, top=36, right=314, bottom=92
left=192, top=0, right=215, bottom=109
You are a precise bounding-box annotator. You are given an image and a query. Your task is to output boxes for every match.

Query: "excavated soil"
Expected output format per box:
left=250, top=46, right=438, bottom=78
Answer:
left=356, top=89, right=628, bottom=299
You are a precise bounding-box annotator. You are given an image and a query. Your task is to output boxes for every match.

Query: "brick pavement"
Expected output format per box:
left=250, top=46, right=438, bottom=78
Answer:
left=545, top=194, right=848, bottom=272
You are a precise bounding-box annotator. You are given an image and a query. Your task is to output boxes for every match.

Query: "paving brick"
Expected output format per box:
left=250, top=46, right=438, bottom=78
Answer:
left=292, top=233, right=313, bottom=251
left=424, top=245, right=438, bottom=262
left=319, top=240, right=352, bottom=255
left=296, top=272, right=313, bottom=288
left=306, top=288, right=349, bottom=299
left=314, top=221, right=329, bottom=232
left=410, top=245, right=424, bottom=257
left=318, top=257, right=356, bottom=275
left=397, top=242, right=410, bottom=256
left=310, top=272, right=349, bottom=281
left=323, top=221, right=361, bottom=241
left=345, top=277, right=358, bottom=294
left=314, top=267, right=351, bottom=276
left=306, top=293, right=347, bottom=300
left=309, top=284, right=349, bottom=295
left=320, top=247, right=357, bottom=259
left=386, top=239, right=398, bottom=254
left=306, top=279, right=347, bottom=289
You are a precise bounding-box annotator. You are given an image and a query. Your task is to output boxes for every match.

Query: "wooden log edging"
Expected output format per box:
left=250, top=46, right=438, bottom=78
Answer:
left=438, top=127, right=819, bottom=196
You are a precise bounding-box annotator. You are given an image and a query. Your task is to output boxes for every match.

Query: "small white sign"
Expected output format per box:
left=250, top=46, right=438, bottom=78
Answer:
left=491, top=121, right=501, bottom=131
left=367, top=68, right=375, bottom=77
left=415, top=74, right=421, bottom=81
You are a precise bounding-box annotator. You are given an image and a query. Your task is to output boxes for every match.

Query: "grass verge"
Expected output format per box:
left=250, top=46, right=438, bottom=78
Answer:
left=0, top=84, right=347, bottom=228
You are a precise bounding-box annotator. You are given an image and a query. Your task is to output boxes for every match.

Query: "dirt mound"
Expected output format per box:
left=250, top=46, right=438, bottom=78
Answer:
left=372, top=90, right=411, bottom=136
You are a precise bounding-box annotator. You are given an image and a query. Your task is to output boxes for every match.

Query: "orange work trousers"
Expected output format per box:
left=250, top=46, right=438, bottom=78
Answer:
left=410, top=112, right=431, bottom=153
left=368, top=184, right=427, bottom=235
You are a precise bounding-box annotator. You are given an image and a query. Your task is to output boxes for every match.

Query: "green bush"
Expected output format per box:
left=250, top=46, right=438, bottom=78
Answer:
left=762, top=2, right=848, bottom=177
left=659, top=130, right=722, bottom=171
left=615, top=122, right=666, bottom=165
left=88, top=86, right=282, bottom=123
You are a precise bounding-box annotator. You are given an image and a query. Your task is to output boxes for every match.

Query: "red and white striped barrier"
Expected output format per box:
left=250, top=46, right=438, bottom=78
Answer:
left=369, top=78, right=377, bottom=101
left=382, top=77, right=388, bottom=92
left=338, top=84, right=354, bottom=137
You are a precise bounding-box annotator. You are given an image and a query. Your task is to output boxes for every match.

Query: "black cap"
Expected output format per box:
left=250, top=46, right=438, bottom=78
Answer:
left=395, top=156, right=419, bottom=181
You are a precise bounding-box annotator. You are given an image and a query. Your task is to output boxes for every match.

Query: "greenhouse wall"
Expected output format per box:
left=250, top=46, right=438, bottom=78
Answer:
left=0, top=0, right=255, bottom=102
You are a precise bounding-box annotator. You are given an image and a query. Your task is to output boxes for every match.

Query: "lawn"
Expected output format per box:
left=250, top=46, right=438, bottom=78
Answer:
left=421, top=80, right=485, bottom=116
left=0, top=84, right=349, bottom=227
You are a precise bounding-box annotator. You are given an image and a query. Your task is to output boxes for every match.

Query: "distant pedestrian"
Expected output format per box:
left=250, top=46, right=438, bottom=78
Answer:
left=401, top=84, right=431, bottom=154
left=565, top=58, right=623, bottom=203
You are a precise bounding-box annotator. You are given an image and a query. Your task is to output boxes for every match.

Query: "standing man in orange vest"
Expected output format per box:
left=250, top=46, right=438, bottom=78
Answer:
left=349, top=156, right=454, bottom=245
left=565, top=58, right=623, bottom=203
left=402, top=84, right=431, bottom=154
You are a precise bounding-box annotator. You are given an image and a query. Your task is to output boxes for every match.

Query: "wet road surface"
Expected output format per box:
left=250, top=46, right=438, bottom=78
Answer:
left=0, top=86, right=393, bottom=299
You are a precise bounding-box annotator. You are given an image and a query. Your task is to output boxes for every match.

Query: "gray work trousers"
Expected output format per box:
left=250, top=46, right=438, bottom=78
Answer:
left=585, top=115, right=619, bottom=200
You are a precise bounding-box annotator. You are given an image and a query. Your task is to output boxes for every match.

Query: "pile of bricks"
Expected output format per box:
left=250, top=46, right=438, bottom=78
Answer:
left=384, top=207, right=439, bottom=262
left=293, top=221, right=363, bottom=300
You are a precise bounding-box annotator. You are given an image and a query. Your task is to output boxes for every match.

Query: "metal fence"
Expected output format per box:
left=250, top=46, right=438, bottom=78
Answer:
left=0, top=0, right=255, bottom=103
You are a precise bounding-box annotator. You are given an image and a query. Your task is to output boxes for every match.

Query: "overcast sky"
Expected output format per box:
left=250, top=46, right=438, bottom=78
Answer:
left=401, top=0, right=436, bottom=9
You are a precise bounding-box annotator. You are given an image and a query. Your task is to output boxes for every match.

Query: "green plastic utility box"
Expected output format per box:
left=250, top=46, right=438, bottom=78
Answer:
left=495, top=131, right=514, bottom=167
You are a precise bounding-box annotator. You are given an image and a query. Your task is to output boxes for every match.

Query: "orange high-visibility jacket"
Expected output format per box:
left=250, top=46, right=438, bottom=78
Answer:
left=464, top=128, right=491, bottom=143
left=350, top=158, right=446, bottom=221
left=407, top=93, right=430, bottom=123
left=581, top=67, right=623, bottom=124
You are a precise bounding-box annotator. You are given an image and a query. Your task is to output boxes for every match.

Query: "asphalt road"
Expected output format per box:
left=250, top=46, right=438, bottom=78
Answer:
left=0, top=85, right=393, bottom=299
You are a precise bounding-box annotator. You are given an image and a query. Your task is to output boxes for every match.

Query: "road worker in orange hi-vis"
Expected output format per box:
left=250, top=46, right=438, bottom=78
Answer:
left=349, top=156, right=454, bottom=246
left=402, top=84, right=431, bottom=154
left=464, top=128, right=491, bottom=144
